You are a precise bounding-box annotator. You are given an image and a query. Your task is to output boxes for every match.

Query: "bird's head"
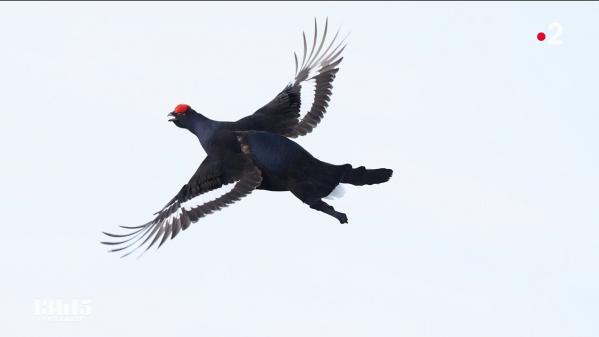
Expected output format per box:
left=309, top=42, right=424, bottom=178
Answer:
left=167, top=104, right=198, bottom=129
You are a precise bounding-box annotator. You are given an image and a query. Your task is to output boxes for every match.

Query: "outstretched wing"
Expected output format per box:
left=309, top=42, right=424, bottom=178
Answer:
left=101, top=152, right=262, bottom=258
left=236, top=18, right=348, bottom=138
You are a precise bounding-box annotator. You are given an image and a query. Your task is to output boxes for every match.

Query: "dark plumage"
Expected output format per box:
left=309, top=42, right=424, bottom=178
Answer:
left=102, top=19, right=393, bottom=257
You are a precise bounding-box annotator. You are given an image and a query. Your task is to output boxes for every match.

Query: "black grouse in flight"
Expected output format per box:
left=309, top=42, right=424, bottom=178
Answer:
left=102, top=19, right=393, bottom=257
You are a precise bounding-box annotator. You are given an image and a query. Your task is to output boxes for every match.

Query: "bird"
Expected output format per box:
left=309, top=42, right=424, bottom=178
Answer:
left=102, top=19, right=393, bottom=257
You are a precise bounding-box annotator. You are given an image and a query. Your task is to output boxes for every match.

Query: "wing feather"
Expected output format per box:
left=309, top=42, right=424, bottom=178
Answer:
left=235, top=19, right=347, bottom=138
left=102, top=152, right=262, bottom=258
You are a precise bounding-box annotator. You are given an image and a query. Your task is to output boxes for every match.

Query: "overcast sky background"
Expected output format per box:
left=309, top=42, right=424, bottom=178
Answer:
left=1, top=2, right=598, bottom=337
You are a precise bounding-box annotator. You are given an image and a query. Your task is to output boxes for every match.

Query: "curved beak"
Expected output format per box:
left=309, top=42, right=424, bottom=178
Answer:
left=167, top=112, right=176, bottom=122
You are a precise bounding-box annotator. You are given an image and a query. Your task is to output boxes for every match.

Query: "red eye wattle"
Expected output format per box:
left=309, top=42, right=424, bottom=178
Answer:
left=174, top=104, right=190, bottom=114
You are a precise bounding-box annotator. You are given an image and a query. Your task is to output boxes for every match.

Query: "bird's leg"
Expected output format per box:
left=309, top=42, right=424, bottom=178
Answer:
left=291, top=186, right=348, bottom=224
left=307, top=199, right=348, bottom=224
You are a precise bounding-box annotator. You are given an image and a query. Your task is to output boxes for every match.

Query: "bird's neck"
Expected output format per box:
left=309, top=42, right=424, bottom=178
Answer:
left=188, top=113, right=220, bottom=149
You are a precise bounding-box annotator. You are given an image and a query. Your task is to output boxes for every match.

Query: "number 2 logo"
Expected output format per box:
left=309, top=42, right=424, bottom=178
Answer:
left=546, top=22, right=563, bottom=45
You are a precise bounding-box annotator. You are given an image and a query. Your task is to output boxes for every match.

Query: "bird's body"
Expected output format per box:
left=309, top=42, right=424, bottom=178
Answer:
left=185, top=113, right=391, bottom=200
left=240, top=131, right=318, bottom=191
left=241, top=130, right=392, bottom=205
left=102, top=19, right=393, bottom=257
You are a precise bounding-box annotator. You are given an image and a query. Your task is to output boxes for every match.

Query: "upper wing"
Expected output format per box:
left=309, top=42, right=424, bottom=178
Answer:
left=101, top=152, right=262, bottom=258
left=236, top=18, right=348, bottom=138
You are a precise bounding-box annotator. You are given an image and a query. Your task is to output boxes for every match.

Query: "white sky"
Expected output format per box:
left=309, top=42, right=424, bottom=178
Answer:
left=1, top=2, right=598, bottom=337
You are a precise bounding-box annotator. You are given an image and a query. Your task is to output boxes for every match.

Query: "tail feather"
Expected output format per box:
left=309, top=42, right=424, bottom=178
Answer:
left=341, top=166, right=393, bottom=186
